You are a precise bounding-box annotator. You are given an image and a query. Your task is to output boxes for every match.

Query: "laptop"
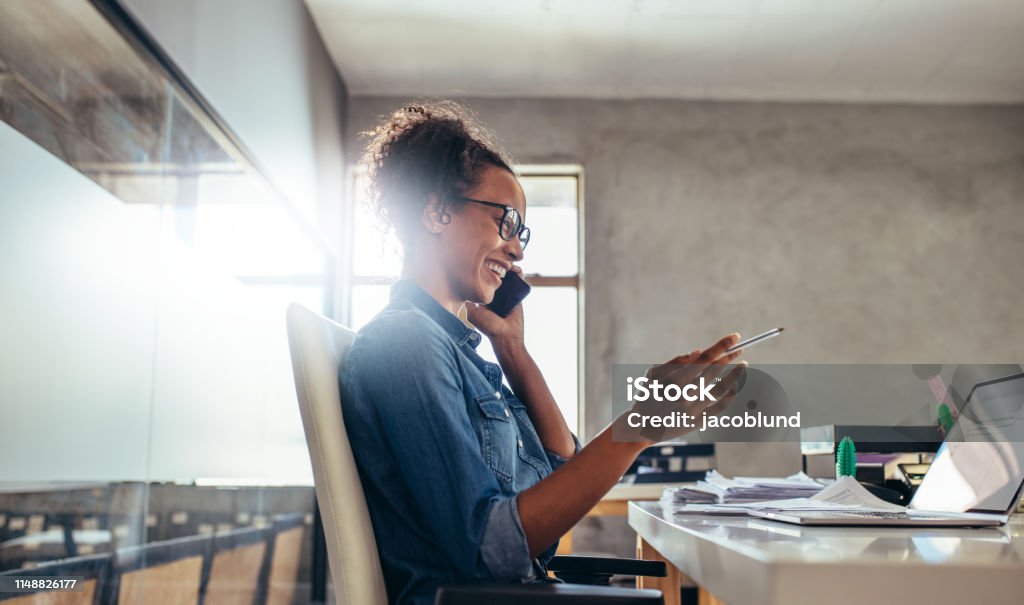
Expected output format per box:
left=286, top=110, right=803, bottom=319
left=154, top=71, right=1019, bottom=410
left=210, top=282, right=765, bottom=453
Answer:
left=750, top=372, right=1024, bottom=527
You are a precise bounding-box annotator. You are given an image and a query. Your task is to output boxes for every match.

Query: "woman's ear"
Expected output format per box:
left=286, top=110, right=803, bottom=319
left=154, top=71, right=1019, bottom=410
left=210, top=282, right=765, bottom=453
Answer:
left=420, top=194, right=450, bottom=233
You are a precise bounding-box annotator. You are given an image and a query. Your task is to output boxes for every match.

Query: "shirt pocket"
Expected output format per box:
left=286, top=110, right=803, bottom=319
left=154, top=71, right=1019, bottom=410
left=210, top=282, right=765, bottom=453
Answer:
left=474, top=394, right=517, bottom=483
left=508, top=404, right=552, bottom=479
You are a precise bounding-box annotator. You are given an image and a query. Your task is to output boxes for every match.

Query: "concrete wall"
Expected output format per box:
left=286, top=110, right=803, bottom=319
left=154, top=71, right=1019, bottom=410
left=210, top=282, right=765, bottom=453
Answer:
left=347, top=97, right=1024, bottom=475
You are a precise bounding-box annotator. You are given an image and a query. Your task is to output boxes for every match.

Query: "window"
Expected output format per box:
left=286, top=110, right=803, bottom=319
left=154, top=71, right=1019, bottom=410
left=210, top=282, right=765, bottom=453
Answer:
left=346, top=166, right=583, bottom=433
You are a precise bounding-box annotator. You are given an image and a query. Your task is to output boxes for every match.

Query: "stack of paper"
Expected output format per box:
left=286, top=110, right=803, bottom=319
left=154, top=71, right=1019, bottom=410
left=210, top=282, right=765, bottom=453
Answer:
left=663, top=476, right=903, bottom=516
left=670, top=487, right=717, bottom=504
left=737, top=476, right=904, bottom=512
left=665, top=470, right=824, bottom=506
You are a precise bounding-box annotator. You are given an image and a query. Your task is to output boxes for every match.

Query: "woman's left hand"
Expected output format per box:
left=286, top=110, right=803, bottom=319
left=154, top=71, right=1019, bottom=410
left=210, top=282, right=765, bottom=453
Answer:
left=465, top=268, right=526, bottom=349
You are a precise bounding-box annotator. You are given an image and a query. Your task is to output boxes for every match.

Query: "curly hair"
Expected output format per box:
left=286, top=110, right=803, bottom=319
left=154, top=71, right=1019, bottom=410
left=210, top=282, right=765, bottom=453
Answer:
left=358, top=100, right=515, bottom=246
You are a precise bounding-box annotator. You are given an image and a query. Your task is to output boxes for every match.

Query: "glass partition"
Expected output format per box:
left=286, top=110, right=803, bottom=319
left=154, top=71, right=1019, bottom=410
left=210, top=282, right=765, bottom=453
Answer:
left=0, top=0, right=329, bottom=601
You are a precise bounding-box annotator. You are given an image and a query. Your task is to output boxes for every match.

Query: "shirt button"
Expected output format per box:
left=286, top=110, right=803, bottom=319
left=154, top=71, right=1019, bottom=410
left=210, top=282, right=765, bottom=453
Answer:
left=504, top=408, right=510, bottom=418
left=494, top=391, right=501, bottom=399
left=518, top=439, right=523, bottom=448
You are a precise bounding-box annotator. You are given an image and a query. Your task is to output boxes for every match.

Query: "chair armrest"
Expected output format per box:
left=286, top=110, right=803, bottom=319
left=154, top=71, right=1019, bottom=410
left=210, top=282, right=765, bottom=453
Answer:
left=435, top=583, right=663, bottom=604
left=548, top=555, right=668, bottom=579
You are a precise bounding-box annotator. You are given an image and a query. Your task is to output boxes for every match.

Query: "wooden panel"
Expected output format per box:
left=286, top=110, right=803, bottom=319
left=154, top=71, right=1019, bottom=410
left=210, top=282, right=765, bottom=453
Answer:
left=521, top=275, right=578, bottom=287
left=554, top=529, right=573, bottom=555
left=587, top=500, right=629, bottom=517
left=698, top=587, right=730, bottom=605
left=556, top=491, right=639, bottom=555
left=118, top=556, right=203, bottom=605
left=3, top=579, right=95, bottom=605
left=636, top=536, right=681, bottom=605
left=203, top=543, right=266, bottom=605
left=265, top=527, right=303, bottom=605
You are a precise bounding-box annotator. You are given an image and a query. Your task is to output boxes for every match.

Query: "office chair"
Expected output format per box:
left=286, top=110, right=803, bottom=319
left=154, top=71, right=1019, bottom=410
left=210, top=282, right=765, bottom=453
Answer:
left=286, top=303, right=664, bottom=605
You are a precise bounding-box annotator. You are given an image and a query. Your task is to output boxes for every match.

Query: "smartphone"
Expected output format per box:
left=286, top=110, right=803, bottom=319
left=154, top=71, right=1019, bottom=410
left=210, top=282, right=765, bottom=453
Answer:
left=487, top=270, right=531, bottom=317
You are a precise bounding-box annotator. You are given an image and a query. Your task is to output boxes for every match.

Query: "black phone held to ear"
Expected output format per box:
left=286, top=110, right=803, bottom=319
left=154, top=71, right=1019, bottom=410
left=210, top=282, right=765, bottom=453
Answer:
left=487, top=271, right=531, bottom=317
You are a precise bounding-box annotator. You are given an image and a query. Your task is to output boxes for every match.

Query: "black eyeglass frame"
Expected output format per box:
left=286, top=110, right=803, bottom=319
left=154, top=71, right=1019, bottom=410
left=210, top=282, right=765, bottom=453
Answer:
left=457, top=197, right=531, bottom=249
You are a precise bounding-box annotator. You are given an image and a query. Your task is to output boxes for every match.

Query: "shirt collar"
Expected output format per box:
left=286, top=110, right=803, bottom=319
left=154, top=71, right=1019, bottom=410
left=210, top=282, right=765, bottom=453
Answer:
left=389, top=279, right=482, bottom=349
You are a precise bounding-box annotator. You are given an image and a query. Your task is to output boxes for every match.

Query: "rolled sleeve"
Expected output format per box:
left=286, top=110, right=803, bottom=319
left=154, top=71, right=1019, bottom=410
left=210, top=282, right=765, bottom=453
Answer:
left=479, top=496, right=534, bottom=580
left=544, top=433, right=582, bottom=471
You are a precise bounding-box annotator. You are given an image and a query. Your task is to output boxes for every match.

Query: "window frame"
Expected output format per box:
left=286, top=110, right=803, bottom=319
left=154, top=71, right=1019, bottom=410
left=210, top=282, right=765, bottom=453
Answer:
left=514, top=164, right=585, bottom=439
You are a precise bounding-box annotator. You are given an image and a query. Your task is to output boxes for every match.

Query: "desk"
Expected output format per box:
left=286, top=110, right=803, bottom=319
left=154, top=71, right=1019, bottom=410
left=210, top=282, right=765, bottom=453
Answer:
left=629, top=501, right=1024, bottom=605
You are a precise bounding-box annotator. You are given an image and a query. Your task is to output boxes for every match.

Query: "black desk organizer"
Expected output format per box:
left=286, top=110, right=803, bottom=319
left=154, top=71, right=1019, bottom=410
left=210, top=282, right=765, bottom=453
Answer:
left=624, top=443, right=716, bottom=484
left=801, top=424, right=943, bottom=504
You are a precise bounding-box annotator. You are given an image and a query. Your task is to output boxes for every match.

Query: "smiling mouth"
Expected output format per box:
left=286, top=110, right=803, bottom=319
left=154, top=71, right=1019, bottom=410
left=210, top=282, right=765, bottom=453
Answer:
left=485, top=261, right=507, bottom=279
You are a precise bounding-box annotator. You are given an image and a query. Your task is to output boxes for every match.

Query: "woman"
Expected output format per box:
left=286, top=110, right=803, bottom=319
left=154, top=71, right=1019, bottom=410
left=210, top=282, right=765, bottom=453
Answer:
left=340, top=101, right=744, bottom=605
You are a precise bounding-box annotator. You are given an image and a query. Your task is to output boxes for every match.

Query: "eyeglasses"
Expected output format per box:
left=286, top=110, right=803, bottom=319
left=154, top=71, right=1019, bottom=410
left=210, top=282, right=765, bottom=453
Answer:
left=458, top=197, right=531, bottom=250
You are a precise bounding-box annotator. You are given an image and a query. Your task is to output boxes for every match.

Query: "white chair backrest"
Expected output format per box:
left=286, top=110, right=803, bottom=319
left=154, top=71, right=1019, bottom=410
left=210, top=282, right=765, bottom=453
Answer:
left=286, top=303, right=388, bottom=605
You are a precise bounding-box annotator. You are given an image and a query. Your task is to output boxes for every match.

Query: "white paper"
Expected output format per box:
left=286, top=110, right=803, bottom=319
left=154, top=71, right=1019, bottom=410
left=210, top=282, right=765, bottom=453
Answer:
left=666, top=470, right=829, bottom=511
left=732, top=471, right=822, bottom=489
left=711, top=477, right=905, bottom=512
left=696, top=470, right=824, bottom=502
left=671, top=504, right=752, bottom=516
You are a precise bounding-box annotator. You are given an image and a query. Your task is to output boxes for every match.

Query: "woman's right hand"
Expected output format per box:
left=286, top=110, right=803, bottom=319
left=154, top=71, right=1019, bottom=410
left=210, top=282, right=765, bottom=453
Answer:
left=519, top=333, right=746, bottom=558
left=632, top=333, right=748, bottom=443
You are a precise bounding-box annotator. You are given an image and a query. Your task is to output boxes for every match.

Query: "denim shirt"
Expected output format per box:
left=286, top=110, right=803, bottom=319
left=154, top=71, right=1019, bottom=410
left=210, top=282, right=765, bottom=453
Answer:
left=339, top=280, right=579, bottom=605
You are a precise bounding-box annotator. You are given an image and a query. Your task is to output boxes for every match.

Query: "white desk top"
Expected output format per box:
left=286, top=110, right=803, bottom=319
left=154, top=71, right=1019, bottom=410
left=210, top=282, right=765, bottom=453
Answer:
left=629, top=501, right=1024, bottom=605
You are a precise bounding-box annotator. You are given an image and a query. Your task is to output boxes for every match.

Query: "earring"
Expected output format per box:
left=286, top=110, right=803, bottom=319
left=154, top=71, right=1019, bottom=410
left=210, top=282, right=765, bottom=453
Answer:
left=439, top=211, right=451, bottom=225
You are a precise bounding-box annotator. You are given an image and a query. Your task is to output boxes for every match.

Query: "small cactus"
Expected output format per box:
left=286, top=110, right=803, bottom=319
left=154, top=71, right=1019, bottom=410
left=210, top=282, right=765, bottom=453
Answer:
left=836, top=436, right=857, bottom=477
left=938, top=404, right=954, bottom=434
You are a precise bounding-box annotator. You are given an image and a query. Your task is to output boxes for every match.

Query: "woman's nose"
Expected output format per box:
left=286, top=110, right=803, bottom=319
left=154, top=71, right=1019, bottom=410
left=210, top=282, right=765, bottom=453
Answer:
left=503, top=236, right=524, bottom=262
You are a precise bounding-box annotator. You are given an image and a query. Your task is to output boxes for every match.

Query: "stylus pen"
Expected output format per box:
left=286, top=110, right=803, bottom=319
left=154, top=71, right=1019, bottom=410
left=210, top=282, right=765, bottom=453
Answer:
left=726, top=327, right=784, bottom=354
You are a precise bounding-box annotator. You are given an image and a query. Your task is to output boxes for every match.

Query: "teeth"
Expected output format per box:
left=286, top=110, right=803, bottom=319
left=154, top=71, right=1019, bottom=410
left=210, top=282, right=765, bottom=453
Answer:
left=485, top=261, right=507, bottom=278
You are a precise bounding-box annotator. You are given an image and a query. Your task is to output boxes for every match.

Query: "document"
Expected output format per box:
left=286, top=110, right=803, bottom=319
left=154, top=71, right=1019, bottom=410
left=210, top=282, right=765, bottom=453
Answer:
left=670, top=504, right=751, bottom=516
left=667, top=470, right=824, bottom=505
left=665, top=476, right=903, bottom=515
left=792, top=476, right=905, bottom=511
left=683, top=477, right=903, bottom=514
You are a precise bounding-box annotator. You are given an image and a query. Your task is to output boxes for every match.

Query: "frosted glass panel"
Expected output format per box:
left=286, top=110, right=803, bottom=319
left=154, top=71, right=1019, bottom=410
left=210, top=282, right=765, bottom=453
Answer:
left=0, top=124, right=157, bottom=480
left=352, top=194, right=403, bottom=278
left=0, top=0, right=322, bottom=594
left=146, top=242, right=308, bottom=481
left=0, top=0, right=329, bottom=484
left=193, top=203, right=326, bottom=276
left=351, top=284, right=393, bottom=330
left=0, top=122, right=315, bottom=483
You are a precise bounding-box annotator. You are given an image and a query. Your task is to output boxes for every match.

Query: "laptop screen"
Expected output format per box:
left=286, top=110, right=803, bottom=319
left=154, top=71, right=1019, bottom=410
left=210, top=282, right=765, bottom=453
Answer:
left=909, top=373, right=1024, bottom=514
